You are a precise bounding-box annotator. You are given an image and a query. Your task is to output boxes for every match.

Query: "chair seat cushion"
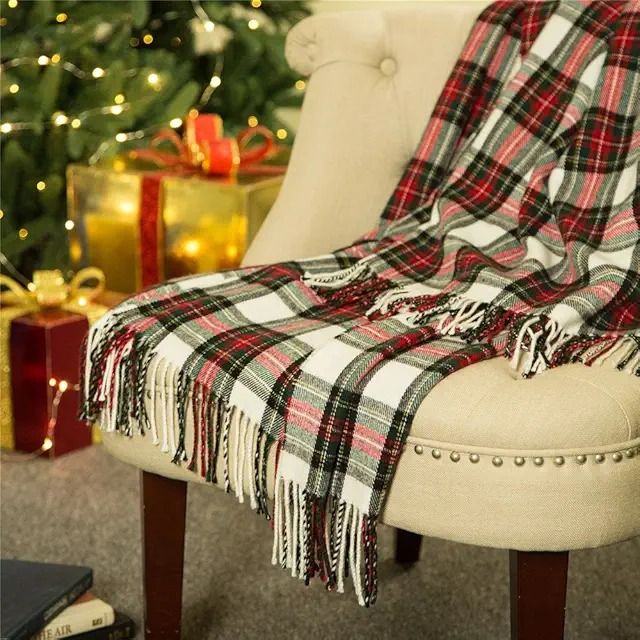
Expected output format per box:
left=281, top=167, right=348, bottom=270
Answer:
left=102, top=359, right=640, bottom=551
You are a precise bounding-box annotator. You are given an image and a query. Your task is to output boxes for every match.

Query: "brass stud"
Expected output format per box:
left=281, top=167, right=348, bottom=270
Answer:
left=450, top=451, right=461, bottom=462
left=469, top=453, right=480, bottom=464
left=492, top=456, right=503, bottom=467
left=533, top=457, right=544, bottom=466
left=624, top=449, right=635, bottom=459
left=576, top=455, right=587, bottom=465
left=432, top=449, right=441, bottom=459
left=553, top=456, right=565, bottom=466
left=612, top=452, right=623, bottom=462
left=514, top=456, right=525, bottom=466
left=414, top=445, right=424, bottom=455
left=595, top=454, right=605, bottom=463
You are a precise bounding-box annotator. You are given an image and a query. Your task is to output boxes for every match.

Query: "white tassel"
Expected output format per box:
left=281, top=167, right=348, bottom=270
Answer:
left=337, top=503, right=351, bottom=594
left=234, top=412, right=246, bottom=502
left=272, top=477, right=283, bottom=565
left=146, top=357, right=161, bottom=445
left=302, top=256, right=374, bottom=290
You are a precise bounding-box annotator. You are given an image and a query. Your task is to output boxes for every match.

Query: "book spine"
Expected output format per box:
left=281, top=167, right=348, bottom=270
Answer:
left=60, top=616, right=136, bottom=640
left=31, top=602, right=115, bottom=640
left=16, top=574, right=93, bottom=640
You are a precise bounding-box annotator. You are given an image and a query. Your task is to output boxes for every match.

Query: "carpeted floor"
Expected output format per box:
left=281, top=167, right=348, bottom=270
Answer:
left=1, top=445, right=638, bottom=640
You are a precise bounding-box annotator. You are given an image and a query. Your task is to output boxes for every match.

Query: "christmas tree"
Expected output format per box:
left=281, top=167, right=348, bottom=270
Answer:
left=0, top=0, right=310, bottom=276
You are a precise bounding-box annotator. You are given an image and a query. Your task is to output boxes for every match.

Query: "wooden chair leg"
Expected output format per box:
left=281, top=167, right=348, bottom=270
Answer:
left=141, top=471, right=187, bottom=640
left=509, top=550, right=569, bottom=640
left=394, top=528, right=423, bottom=565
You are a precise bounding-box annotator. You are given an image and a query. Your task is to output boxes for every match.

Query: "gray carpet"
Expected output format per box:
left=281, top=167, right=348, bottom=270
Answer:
left=1, top=445, right=638, bottom=640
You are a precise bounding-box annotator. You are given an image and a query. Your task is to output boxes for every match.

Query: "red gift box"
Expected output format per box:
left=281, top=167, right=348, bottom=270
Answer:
left=9, top=310, right=92, bottom=457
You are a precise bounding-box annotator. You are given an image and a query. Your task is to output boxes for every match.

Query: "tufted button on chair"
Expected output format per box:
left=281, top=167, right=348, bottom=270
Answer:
left=101, top=4, right=640, bottom=639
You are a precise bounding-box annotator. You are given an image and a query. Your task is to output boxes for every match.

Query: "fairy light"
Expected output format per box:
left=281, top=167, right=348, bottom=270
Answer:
left=77, top=297, right=88, bottom=307
left=58, top=380, right=69, bottom=392
left=65, top=220, right=75, bottom=230
left=56, top=13, right=67, bottom=23
left=50, top=53, right=61, bottom=64
left=71, top=118, right=81, bottom=128
left=37, top=55, right=49, bottom=66
left=52, top=112, right=68, bottom=126
left=49, top=377, right=57, bottom=387
left=203, top=20, right=214, bottom=32
left=276, top=128, right=288, bottom=140
left=0, top=123, right=12, bottom=133
left=209, top=75, right=221, bottom=88
left=248, top=19, right=259, bottom=30
left=18, top=228, right=29, bottom=240
left=8, top=0, right=18, bottom=8
left=147, top=72, right=160, bottom=86
left=114, top=93, right=125, bottom=104
left=251, top=0, right=262, bottom=7
left=110, top=105, right=124, bottom=115
left=143, top=34, right=154, bottom=45
left=115, top=133, right=128, bottom=142
left=9, top=83, right=19, bottom=94
left=169, top=118, right=182, bottom=128
left=27, top=282, right=35, bottom=291
left=295, top=79, right=306, bottom=91
left=92, top=67, right=105, bottom=78
left=36, top=180, right=46, bottom=191
left=247, top=115, right=258, bottom=127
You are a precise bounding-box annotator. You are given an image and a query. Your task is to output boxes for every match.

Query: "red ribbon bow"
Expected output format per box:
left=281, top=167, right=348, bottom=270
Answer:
left=130, top=113, right=285, bottom=176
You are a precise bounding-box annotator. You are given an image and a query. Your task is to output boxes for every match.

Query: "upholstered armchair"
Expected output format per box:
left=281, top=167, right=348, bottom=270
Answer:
left=102, top=3, right=640, bottom=639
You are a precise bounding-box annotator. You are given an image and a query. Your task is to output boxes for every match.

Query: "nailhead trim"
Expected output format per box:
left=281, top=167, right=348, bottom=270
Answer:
left=409, top=445, right=640, bottom=466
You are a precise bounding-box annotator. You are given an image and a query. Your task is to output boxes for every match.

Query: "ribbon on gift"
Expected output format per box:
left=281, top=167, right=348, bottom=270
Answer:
left=0, top=267, right=107, bottom=322
left=129, top=113, right=286, bottom=177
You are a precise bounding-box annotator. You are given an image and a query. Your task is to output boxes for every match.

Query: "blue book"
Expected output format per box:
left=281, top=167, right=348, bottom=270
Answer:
left=1, top=559, right=93, bottom=640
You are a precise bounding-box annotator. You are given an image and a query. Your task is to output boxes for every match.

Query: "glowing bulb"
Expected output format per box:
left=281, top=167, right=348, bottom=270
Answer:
left=147, top=72, right=159, bottom=85
left=114, top=93, right=125, bottom=104
left=37, top=55, right=50, bottom=65
left=56, top=12, right=67, bottom=23
left=65, top=220, right=75, bottom=230
left=18, top=228, right=29, bottom=239
left=49, top=377, right=58, bottom=387
left=52, top=112, right=68, bottom=126
left=203, top=20, right=215, bottom=32
left=143, top=33, right=154, bottom=45
left=1, top=123, right=13, bottom=133
left=42, top=437, right=53, bottom=451
left=209, top=75, right=221, bottom=88
left=115, top=133, right=128, bottom=142
left=225, top=244, right=239, bottom=261
left=248, top=19, right=259, bottom=30
left=77, top=297, right=87, bottom=307
left=8, top=0, right=18, bottom=8
left=50, top=53, right=61, bottom=64
left=276, top=128, right=288, bottom=140
left=183, top=239, right=201, bottom=257
left=36, top=180, right=46, bottom=191
left=9, top=83, right=19, bottom=94
left=247, top=115, right=258, bottom=127
left=251, top=0, right=262, bottom=6
left=71, top=118, right=81, bottom=128
left=0, top=209, right=3, bottom=219
left=58, top=380, right=68, bottom=392
left=118, top=200, right=135, bottom=214
left=92, top=67, right=105, bottom=78
left=169, top=118, right=182, bottom=129
left=27, top=282, right=35, bottom=292
left=110, top=105, right=123, bottom=115
left=295, top=79, right=306, bottom=91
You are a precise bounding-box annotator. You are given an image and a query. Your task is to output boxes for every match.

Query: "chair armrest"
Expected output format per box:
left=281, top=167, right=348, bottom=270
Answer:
left=243, top=3, right=487, bottom=266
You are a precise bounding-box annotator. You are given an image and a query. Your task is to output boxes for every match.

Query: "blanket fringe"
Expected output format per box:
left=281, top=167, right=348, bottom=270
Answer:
left=301, top=256, right=375, bottom=290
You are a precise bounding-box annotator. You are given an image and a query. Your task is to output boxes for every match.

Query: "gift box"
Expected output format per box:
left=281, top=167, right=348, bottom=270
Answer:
left=66, top=164, right=282, bottom=293
left=9, top=310, right=92, bottom=457
left=0, top=269, right=107, bottom=453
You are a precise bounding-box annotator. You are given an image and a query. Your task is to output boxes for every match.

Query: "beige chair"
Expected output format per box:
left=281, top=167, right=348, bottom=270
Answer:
left=102, top=4, right=640, bottom=639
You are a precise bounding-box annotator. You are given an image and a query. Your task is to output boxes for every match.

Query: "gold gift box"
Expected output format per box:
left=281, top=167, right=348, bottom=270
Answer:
left=66, top=164, right=282, bottom=293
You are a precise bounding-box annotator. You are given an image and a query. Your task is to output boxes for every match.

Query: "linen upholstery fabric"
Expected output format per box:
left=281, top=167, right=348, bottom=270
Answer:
left=88, top=5, right=637, bottom=603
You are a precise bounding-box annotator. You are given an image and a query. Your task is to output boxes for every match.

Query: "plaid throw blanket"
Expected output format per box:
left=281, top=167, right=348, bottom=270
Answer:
left=82, top=1, right=640, bottom=605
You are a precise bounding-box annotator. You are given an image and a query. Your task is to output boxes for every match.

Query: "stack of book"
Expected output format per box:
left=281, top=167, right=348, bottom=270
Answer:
left=1, top=560, right=136, bottom=640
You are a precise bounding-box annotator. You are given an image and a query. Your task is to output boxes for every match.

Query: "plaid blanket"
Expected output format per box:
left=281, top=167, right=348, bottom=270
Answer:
left=82, top=1, right=640, bottom=605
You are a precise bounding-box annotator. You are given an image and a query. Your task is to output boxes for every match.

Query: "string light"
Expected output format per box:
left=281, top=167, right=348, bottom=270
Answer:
left=295, top=79, right=306, bottom=91
left=56, top=12, right=68, bottom=23
left=50, top=53, right=61, bottom=64
left=49, top=377, right=58, bottom=387
left=209, top=75, right=221, bottom=88
left=71, top=118, right=81, bottom=128
left=110, top=105, right=124, bottom=115
left=203, top=20, right=214, bottom=32
left=18, top=228, right=29, bottom=240
left=147, top=72, right=160, bottom=85
left=37, top=55, right=49, bottom=65
left=248, top=19, right=259, bottom=30
left=142, top=34, right=154, bottom=45
left=169, top=118, right=182, bottom=128
left=115, top=133, right=128, bottom=142
left=251, top=0, right=262, bottom=7
left=36, top=181, right=46, bottom=191
left=0, top=123, right=12, bottom=133
left=9, top=83, right=19, bottom=94
left=276, top=128, right=288, bottom=140
left=58, top=380, right=69, bottom=392
left=8, top=0, right=18, bottom=8
left=247, top=115, right=258, bottom=127
left=92, top=67, right=105, bottom=78
left=114, top=93, right=125, bottom=104
left=52, top=112, right=68, bottom=126
left=65, top=220, right=75, bottom=230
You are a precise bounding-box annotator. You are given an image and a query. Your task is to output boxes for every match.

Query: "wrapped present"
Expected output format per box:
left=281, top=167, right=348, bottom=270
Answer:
left=0, top=269, right=106, bottom=455
left=67, top=114, right=286, bottom=293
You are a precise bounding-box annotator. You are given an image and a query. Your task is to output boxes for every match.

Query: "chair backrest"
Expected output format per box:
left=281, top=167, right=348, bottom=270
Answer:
left=243, top=1, right=489, bottom=266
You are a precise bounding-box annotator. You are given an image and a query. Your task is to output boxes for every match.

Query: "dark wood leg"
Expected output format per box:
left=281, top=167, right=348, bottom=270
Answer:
left=510, top=550, right=569, bottom=640
left=141, top=471, right=187, bottom=640
left=394, top=528, right=423, bottom=565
